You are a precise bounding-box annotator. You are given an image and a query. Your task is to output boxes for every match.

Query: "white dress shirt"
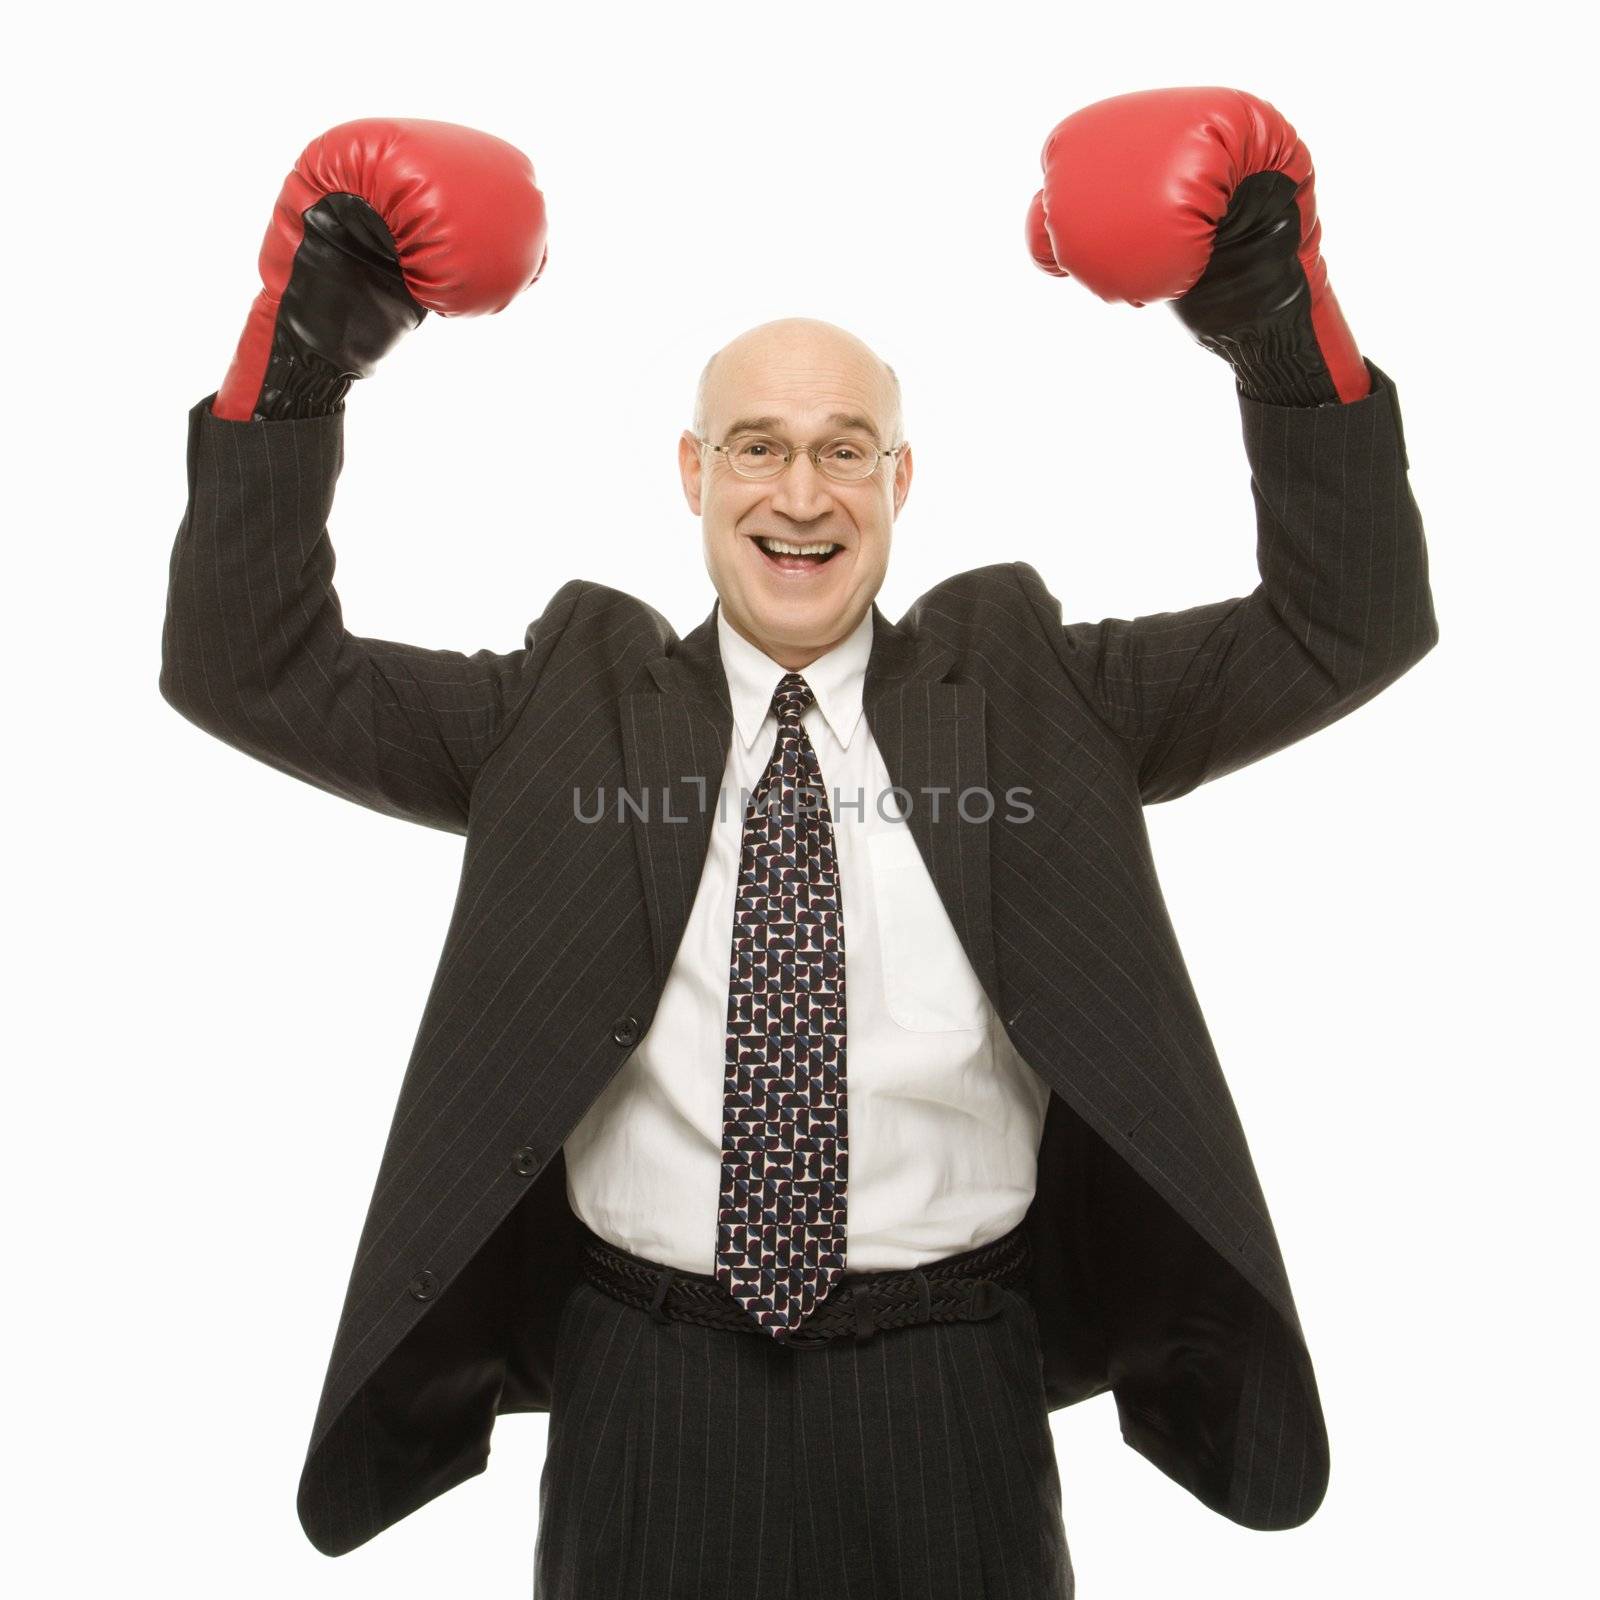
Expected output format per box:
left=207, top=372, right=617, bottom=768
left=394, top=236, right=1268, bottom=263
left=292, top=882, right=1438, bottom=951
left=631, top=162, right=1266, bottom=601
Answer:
left=562, top=601, right=1052, bottom=1272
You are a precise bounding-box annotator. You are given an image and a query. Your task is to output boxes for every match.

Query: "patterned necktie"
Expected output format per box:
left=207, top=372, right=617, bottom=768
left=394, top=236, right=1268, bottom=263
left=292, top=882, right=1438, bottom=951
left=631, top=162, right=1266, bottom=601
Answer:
left=716, top=671, right=848, bottom=1337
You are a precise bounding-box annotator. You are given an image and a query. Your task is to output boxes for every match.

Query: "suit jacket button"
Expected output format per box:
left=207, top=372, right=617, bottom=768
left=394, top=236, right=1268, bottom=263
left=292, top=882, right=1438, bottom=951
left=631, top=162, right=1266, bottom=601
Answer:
left=408, top=1270, right=439, bottom=1302
left=512, top=1145, right=539, bottom=1177
left=612, top=1015, right=640, bottom=1047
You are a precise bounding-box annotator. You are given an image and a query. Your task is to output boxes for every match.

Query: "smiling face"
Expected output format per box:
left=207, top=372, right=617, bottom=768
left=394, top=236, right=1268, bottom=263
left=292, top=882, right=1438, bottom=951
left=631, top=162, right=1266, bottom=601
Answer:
left=678, top=317, right=913, bottom=670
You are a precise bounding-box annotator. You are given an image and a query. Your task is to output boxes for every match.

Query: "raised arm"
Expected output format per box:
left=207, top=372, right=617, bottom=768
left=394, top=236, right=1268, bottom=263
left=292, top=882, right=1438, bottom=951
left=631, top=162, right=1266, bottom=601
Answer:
left=158, top=118, right=553, bottom=834
left=161, top=397, right=581, bottom=833
left=1023, top=87, right=1438, bottom=802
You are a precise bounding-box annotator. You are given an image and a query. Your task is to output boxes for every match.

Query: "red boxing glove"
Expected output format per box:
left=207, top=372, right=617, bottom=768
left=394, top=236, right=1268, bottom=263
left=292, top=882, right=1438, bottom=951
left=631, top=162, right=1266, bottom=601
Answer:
left=1027, top=87, right=1368, bottom=405
left=215, top=117, right=549, bottom=422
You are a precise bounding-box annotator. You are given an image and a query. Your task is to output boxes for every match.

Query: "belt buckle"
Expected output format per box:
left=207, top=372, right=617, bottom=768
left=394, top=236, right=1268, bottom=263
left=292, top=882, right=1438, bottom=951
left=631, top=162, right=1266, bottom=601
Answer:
left=777, top=1279, right=870, bottom=1348
left=776, top=1322, right=835, bottom=1349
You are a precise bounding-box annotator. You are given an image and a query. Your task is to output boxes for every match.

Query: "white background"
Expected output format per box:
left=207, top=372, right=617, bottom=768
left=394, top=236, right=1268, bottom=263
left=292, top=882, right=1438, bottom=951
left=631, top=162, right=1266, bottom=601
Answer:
left=8, top=1, right=1592, bottom=1595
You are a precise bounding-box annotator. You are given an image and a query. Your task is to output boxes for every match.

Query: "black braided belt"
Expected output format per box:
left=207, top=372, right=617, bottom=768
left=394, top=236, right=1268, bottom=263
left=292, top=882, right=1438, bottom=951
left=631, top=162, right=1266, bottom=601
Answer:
left=577, top=1219, right=1032, bottom=1349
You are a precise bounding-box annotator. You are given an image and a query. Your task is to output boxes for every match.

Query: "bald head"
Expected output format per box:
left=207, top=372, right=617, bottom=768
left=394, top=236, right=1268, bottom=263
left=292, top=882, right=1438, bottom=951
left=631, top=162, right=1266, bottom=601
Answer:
left=692, top=317, right=903, bottom=448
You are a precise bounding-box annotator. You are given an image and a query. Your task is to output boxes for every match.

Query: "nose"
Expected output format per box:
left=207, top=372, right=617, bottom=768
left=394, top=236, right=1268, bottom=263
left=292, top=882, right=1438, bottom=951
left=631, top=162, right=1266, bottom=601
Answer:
left=766, top=448, right=836, bottom=520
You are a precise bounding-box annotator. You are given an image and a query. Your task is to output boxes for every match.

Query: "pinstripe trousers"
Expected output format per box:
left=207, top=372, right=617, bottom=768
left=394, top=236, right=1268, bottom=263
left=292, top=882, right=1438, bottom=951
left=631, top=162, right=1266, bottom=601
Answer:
left=532, top=1256, right=1073, bottom=1599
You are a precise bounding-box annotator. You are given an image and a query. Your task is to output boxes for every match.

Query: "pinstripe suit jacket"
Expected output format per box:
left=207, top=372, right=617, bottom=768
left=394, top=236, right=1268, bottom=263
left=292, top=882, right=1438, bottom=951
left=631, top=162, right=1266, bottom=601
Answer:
left=160, top=359, right=1437, bottom=1557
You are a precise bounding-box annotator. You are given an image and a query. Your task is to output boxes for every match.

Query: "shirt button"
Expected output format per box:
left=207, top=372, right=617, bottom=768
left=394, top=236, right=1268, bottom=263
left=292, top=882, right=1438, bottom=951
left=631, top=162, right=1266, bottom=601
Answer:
left=611, top=1015, right=640, bottom=1047
left=408, top=1270, right=439, bottom=1302
left=512, top=1145, right=539, bottom=1177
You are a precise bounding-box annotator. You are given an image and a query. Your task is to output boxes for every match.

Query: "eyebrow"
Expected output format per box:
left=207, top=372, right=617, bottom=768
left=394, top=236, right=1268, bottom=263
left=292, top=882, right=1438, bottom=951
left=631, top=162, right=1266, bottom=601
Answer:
left=722, top=412, right=883, bottom=446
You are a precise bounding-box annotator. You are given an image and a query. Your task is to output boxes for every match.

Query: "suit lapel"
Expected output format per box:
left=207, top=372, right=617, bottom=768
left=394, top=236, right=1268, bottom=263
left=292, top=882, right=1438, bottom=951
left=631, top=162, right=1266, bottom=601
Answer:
left=620, top=596, right=998, bottom=1009
left=619, top=602, right=732, bottom=992
left=861, top=607, right=1000, bottom=1011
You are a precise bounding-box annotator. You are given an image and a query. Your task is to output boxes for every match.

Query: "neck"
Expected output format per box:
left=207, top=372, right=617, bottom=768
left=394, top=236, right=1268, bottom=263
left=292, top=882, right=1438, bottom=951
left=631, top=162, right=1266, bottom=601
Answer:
left=726, top=614, right=841, bottom=671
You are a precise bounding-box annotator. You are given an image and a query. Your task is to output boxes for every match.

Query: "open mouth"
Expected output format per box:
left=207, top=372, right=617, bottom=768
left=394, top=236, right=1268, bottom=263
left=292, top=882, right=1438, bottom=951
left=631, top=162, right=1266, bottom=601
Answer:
left=749, top=534, right=844, bottom=573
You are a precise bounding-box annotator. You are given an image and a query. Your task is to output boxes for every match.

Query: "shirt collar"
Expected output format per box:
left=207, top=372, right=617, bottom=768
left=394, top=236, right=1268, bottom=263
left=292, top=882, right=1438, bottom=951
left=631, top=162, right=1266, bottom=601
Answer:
left=716, top=601, right=872, bottom=752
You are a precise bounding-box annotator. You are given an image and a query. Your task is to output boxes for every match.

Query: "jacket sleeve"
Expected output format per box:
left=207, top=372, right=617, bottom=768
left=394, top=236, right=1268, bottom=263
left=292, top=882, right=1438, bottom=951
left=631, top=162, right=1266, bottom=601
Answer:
left=159, top=395, right=581, bottom=836
left=1012, top=359, right=1439, bottom=804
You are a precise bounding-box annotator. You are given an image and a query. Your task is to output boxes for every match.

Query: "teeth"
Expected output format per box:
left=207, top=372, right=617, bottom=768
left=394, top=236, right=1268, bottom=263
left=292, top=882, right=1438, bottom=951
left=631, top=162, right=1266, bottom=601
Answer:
left=757, top=536, right=839, bottom=557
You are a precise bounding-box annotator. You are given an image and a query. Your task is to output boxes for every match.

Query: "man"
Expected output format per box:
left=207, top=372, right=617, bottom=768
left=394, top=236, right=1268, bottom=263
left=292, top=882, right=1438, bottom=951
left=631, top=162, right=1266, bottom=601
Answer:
left=160, top=90, right=1437, bottom=1598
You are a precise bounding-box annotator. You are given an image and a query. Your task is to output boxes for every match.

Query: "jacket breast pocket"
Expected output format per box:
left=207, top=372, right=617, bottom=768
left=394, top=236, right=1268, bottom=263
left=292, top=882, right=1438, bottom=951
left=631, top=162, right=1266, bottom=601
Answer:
left=865, top=827, right=988, bottom=1033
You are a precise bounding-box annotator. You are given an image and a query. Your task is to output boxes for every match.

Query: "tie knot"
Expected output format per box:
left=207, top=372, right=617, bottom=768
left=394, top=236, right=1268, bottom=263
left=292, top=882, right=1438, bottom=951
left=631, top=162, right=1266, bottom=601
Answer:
left=770, top=672, right=815, bottom=724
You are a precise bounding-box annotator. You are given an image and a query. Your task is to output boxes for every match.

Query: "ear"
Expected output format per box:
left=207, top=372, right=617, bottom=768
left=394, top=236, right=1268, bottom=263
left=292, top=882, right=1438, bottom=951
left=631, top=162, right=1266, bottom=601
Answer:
left=679, top=431, right=704, bottom=515
left=891, top=441, right=914, bottom=519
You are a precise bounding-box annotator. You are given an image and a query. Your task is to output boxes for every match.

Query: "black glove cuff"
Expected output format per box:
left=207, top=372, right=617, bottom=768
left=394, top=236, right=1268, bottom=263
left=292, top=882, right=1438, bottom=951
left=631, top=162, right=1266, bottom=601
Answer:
left=252, top=338, right=353, bottom=421
left=1194, top=324, right=1341, bottom=408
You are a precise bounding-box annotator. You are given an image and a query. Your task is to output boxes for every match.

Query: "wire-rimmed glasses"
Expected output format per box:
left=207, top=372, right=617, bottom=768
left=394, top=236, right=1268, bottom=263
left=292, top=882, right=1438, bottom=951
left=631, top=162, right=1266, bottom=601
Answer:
left=695, top=430, right=905, bottom=483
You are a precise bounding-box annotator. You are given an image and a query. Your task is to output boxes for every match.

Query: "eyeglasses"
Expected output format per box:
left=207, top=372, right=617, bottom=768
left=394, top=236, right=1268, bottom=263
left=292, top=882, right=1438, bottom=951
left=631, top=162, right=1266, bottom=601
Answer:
left=695, top=431, right=905, bottom=483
